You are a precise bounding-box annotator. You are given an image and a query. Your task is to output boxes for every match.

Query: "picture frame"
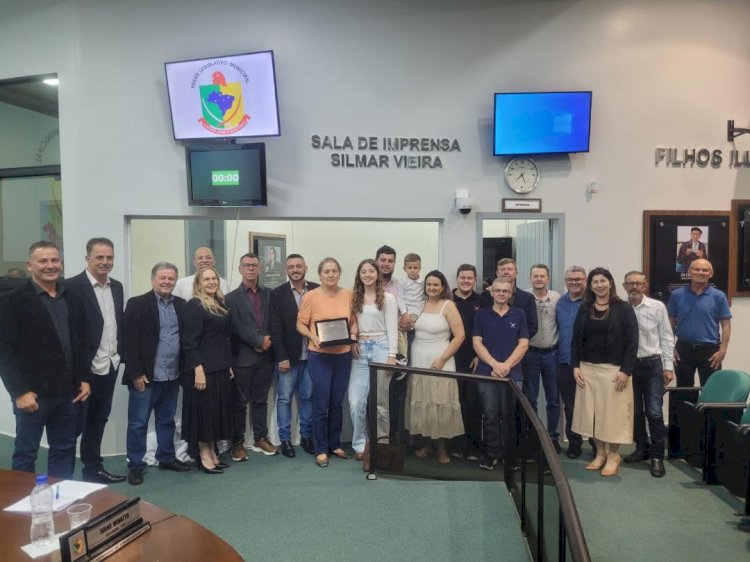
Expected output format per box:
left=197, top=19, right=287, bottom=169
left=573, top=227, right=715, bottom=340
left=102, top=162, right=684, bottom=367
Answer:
left=643, top=210, right=730, bottom=304
left=729, top=199, right=750, bottom=297
left=249, top=232, right=287, bottom=289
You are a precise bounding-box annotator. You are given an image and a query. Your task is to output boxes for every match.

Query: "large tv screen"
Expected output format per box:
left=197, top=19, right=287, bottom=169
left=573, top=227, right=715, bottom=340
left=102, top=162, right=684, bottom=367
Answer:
left=166, top=51, right=280, bottom=140
left=186, top=143, right=267, bottom=207
left=493, top=91, right=592, bottom=156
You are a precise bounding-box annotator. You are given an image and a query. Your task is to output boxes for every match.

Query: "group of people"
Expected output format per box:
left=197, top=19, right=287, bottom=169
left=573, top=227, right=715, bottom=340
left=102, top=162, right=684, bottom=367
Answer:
left=0, top=237, right=732, bottom=484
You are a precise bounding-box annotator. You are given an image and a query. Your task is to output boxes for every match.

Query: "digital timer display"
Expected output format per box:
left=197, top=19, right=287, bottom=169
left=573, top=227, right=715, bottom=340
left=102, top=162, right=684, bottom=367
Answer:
left=211, top=170, right=240, bottom=186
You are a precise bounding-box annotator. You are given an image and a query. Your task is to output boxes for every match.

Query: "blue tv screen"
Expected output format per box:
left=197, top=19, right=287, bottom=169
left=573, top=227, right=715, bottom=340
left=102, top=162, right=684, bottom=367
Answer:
left=493, top=91, right=592, bottom=156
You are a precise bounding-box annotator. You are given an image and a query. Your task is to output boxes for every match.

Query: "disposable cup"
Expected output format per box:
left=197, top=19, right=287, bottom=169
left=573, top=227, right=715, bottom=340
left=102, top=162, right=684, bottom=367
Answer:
left=66, top=503, right=92, bottom=529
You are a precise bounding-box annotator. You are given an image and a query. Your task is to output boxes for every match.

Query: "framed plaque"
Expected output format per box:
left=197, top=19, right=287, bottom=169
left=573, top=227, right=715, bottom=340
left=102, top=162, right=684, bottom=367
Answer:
left=315, top=317, right=352, bottom=347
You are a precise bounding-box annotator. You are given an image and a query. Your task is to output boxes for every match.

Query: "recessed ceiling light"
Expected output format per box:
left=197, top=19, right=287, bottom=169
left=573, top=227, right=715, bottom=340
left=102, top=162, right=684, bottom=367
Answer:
left=43, top=78, right=59, bottom=86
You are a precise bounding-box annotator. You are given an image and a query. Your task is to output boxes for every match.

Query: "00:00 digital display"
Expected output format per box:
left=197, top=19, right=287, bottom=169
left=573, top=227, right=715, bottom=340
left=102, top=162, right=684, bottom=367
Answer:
left=211, top=170, right=240, bottom=186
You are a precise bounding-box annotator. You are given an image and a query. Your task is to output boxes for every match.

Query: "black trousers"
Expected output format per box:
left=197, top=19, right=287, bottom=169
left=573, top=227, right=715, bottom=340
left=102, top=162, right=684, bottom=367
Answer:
left=557, top=363, right=582, bottom=447
left=79, top=364, right=118, bottom=473
left=675, top=341, right=720, bottom=388
left=232, top=355, right=275, bottom=443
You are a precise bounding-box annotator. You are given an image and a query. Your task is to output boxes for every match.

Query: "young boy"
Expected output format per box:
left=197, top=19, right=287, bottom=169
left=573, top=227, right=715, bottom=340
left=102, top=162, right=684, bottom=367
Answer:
left=396, top=254, right=424, bottom=363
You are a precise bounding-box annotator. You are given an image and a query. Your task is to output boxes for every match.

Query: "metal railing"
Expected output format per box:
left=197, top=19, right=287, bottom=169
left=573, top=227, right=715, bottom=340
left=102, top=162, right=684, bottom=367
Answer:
left=367, top=362, right=590, bottom=562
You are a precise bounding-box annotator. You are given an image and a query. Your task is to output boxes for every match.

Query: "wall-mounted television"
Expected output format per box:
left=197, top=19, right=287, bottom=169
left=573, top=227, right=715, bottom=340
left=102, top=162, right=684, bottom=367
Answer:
left=165, top=50, right=280, bottom=140
left=186, top=143, right=267, bottom=207
left=493, top=91, right=592, bottom=156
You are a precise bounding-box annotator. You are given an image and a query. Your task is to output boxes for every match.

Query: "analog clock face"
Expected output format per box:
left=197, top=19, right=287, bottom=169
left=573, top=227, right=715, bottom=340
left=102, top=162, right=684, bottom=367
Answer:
left=504, top=157, right=540, bottom=194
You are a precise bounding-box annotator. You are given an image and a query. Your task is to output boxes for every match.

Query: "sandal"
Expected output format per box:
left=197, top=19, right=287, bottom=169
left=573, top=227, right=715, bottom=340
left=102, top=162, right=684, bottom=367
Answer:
left=315, top=454, right=329, bottom=468
left=436, top=450, right=451, bottom=464
left=355, top=452, right=365, bottom=461
left=330, top=448, right=351, bottom=460
left=415, top=446, right=431, bottom=458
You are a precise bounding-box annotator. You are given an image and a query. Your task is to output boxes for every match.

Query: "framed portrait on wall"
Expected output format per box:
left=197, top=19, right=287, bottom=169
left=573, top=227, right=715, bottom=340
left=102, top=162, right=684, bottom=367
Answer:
left=249, top=232, right=286, bottom=288
left=729, top=199, right=750, bottom=297
left=643, top=211, right=730, bottom=304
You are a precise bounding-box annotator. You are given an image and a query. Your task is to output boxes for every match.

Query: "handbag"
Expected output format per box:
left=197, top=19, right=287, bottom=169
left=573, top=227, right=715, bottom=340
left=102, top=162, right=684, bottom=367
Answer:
left=363, top=437, right=405, bottom=473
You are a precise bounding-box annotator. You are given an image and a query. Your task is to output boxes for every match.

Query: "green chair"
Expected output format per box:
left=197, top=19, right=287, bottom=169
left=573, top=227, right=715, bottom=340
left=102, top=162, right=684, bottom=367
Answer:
left=666, top=369, right=750, bottom=483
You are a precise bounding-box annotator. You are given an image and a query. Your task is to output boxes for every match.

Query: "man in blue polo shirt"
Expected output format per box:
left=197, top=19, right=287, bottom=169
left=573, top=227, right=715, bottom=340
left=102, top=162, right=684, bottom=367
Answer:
left=473, top=279, right=529, bottom=470
left=667, top=258, right=731, bottom=388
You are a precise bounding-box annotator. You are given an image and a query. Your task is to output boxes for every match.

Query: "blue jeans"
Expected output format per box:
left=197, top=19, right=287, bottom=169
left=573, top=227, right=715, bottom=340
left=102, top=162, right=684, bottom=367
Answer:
left=308, top=351, right=352, bottom=455
left=477, top=379, right=522, bottom=460
left=126, top=380, right=179, bottom=469
left=276, top=360, right=313, bottom=442
left=632, top=357, right=666, bottom=459
left=348, top=336, right=391, bottom=453
left=522, top=347, right=560, bottom=441
left=13, top=390, right=80, bottom=479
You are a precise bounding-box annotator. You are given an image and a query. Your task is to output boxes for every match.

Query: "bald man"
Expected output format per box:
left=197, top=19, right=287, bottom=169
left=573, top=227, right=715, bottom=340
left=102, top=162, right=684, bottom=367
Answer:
left=172, top=247, right=230, bottom=300
left=667, top=259, right=731, bottom=388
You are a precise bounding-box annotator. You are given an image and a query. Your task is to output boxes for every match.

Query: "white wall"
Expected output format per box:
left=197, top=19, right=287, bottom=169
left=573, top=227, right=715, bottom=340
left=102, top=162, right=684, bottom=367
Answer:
left=1, top=0, right=749, bottom=449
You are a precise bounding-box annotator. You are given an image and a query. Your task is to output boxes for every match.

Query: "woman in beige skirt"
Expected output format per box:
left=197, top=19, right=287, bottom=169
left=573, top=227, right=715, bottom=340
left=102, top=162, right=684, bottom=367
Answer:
left=571, top=267, right=638, bottom=477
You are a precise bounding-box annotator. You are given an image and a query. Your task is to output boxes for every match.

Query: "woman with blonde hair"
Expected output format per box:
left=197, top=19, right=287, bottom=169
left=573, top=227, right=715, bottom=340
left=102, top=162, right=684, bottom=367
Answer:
left=182, top=267, right=234, bottom=474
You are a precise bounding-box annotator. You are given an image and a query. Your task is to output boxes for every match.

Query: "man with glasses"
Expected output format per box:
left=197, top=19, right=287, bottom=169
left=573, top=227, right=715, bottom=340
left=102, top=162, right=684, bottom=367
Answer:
left=522, top=264, right=561, bottom=453
left=556, top=266, right=588, bottom=459
left=622, top=271, right=674, bottom=477
left=225, top=253, right=278, bottom=460
left=473, top=279, right=530, bottom=470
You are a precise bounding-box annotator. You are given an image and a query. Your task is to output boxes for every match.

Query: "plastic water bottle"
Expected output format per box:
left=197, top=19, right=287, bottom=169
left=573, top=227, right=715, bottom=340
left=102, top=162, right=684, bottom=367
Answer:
left=29, top=474, right=55, bottom=547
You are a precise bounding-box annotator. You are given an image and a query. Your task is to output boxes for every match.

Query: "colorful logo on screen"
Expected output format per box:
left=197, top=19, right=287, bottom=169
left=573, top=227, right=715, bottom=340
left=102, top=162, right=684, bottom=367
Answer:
left=198, top=71, right=250, bottom=135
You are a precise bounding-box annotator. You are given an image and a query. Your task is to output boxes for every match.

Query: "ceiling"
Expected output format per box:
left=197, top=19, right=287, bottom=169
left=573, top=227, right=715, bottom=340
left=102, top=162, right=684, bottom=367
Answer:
left=0, top=75, right=59, bottom=118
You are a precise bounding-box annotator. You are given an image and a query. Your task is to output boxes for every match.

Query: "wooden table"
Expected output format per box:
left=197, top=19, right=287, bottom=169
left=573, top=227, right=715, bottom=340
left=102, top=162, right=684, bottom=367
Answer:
left=0, top=469, right=243, bottom=561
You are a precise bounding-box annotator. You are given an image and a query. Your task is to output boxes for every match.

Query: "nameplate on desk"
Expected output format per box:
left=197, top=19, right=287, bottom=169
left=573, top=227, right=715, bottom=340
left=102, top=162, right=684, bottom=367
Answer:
left=60, top=497, right=150, bottom=562
left=315, top=317, right=352, bottom=347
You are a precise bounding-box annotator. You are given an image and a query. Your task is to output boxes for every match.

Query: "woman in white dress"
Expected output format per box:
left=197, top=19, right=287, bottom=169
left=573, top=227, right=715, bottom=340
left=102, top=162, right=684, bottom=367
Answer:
left=405, top=270, right=465, bottom=464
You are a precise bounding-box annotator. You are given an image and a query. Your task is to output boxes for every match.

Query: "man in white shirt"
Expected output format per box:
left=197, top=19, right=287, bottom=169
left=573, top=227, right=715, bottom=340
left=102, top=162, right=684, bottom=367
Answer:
left=172, top=246, right=230, bottom=300
left=64, top=237, right=126, bottom=483
left=622, top=271, right=675, bottom=478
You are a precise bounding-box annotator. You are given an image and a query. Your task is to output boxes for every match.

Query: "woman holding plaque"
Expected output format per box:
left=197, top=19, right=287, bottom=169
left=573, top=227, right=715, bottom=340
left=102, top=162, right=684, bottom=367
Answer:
left=181, top=267, right=234, bottom=474
left=348, top=259, right=398, bottom=461
left=297, top=257, right=358, bottom=468
left=571, top=267, right=638, bottom=477
left=405, top=270, right=465, bottom=464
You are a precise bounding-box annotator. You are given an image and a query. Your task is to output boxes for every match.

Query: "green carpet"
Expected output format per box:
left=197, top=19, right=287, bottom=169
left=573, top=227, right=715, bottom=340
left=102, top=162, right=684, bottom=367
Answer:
left=0, top=437, right=530, bottom=561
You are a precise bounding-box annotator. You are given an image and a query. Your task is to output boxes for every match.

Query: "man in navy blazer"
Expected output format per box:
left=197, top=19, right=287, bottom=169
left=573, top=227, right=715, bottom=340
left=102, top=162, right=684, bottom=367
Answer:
left=270, top=254, right=319, bottom=457
left=64, top=237, right=126, bottom=484
left=225, top=252, right=278, bottom=460
left=0, top=241, right=91, bottom=479
left=122, top=262, right=191, bottom=485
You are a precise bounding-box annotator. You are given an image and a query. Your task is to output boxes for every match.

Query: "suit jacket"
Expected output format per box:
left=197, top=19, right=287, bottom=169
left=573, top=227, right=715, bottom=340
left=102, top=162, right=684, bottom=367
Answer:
left=571, top=300, right=638, bottom=375
left=0, top=281, right=87, bottom=398
left=181, top=299, right=232, bottom=374
left=225, top=284, right=272, bottom=367
left=64, top=270, right=125, bottom=370
left=481, top=285, right=538, bottom=339
left=270, top=280, right=319, bottom=366
left=122, top=291, right=186, bottom=385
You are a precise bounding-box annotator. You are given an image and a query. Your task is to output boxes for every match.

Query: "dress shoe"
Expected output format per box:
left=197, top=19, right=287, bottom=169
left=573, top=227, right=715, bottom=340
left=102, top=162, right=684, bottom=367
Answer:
left=300, top=436, right=315, bottom=455
left=650, top=459, right=666, bottom=478
left=329, top=448, right=351, bottom=460
left=281, top=440, right=296, bottom=458
left=566, top=443, right=582, bottom=459
left=127, top=468, right=144, bottom=485
left=198, top=459, right=224, bottom=474
left=624, top=449, right=649, bottom=463
left=552, top=441, right=562, bottom=454
left=83, top=469, right=126, bottom=484
left=158, top=459, right=192, bottom=472
left=231, top=441, right=248, bottom=462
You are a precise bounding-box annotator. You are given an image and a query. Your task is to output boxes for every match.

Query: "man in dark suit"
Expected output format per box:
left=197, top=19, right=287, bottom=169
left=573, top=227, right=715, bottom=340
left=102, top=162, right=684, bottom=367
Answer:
left=0, top=241, right=91, bottom=479
left=122, top=262, right=192, bottom=485
left=64, top=237, right=126, bottom=483
left=270, top=254, right=319, bottom=457
left=225, top=253, right=278, bottom=460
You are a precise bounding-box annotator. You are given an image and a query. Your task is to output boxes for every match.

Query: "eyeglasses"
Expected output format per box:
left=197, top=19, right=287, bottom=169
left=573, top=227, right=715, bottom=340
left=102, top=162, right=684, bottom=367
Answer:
left=624, top=281, right=645, bottom=287
left=491, top=289, right=511, bottom=294
left=565, top=278, right=584, bottom=283
left=240, top=263, right=259, bottom=269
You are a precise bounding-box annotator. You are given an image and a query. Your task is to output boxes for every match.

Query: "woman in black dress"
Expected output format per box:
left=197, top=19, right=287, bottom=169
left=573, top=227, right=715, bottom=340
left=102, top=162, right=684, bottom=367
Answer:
left=182, top=267, right=234, bottom=474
